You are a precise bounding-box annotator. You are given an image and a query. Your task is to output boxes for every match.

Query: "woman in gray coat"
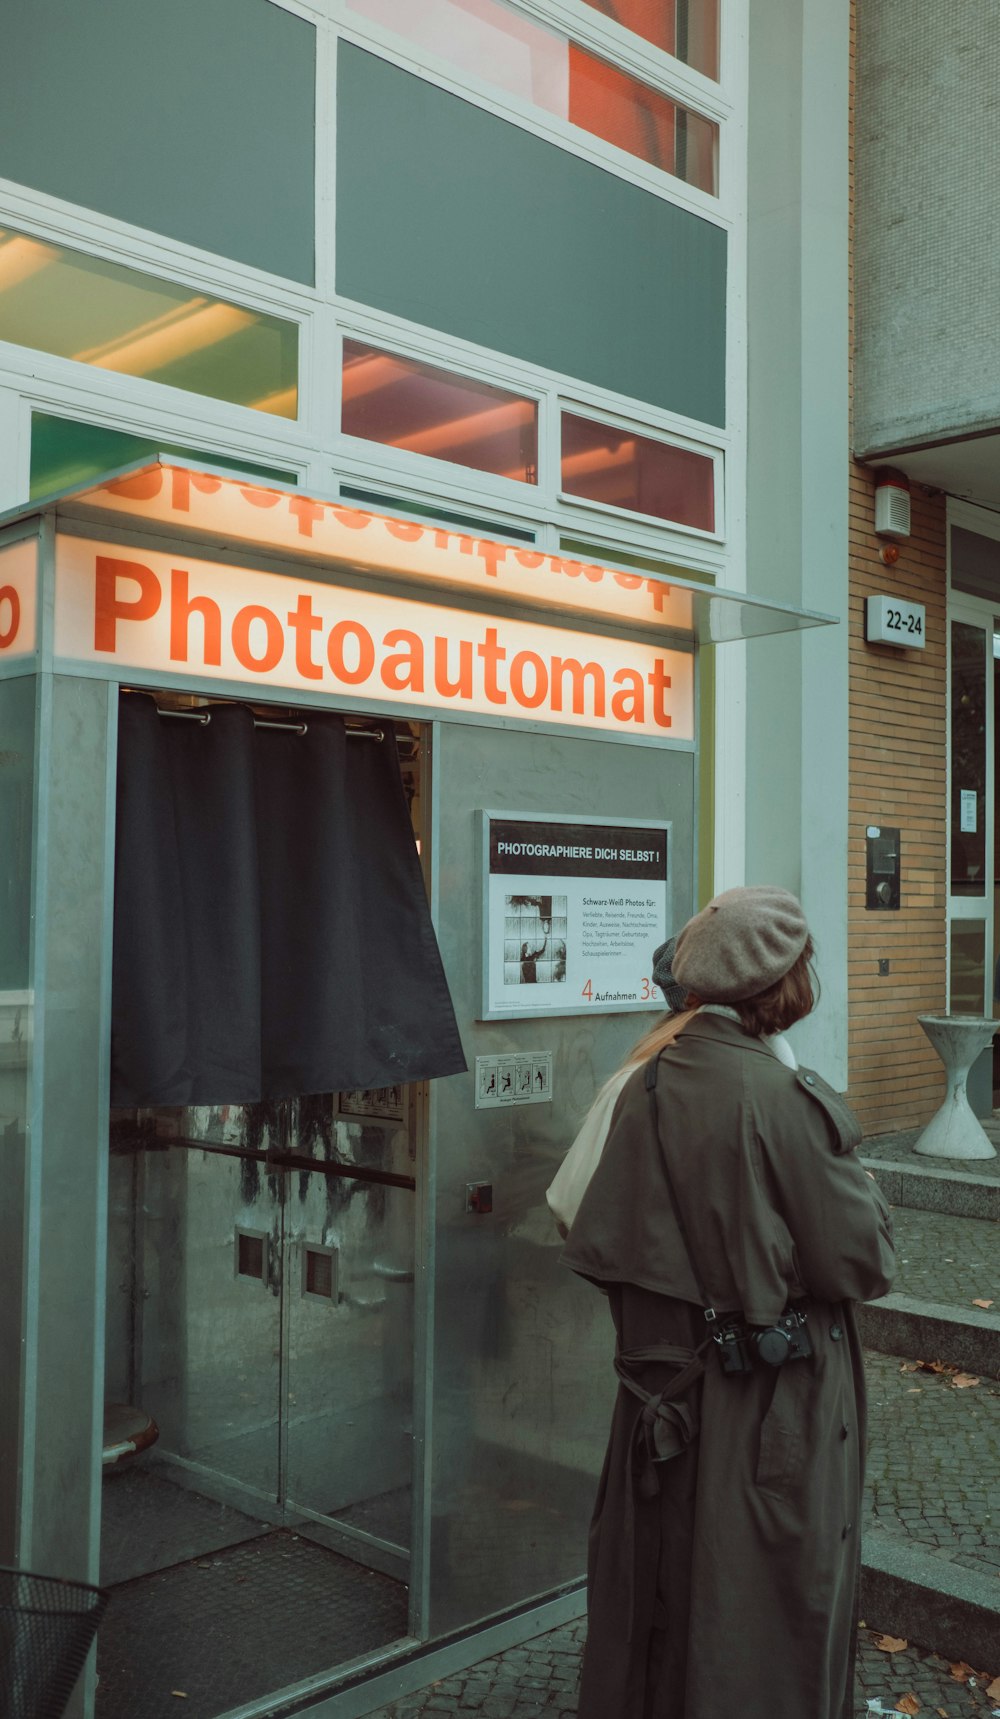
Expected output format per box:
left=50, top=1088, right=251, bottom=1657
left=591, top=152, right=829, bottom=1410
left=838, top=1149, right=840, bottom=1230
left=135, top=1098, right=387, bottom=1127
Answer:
left=562, top=886, right=895, bottom=1719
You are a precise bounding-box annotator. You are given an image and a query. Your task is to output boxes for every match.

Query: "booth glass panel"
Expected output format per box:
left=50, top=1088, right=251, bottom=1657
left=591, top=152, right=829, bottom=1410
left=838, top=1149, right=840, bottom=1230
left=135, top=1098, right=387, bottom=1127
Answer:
left=427, top=720, right=695, bottom=1634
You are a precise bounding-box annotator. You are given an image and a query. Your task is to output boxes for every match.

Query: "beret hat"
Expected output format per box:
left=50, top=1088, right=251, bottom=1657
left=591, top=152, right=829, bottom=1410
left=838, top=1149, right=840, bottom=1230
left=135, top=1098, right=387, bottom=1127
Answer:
left=671, top=885, right=809, bottom=1003
left=651, top=936, right=688, bottom=1013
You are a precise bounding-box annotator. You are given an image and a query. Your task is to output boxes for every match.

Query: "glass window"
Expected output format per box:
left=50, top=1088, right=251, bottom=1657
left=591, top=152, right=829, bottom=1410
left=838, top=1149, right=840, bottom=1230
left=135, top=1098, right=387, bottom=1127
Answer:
left=342, top=340, right=538, bottom=483
left=579, top=0, right=720, bottom=83
left=345, top=0, right=718, bottom=194
left=951, top=620, right=988, bottom=896
left=0, top=228, right=298, bottom=417
left=29, top=414, right=298, bottom=502
left=561, top=412, right=715, bottom=530
left=949, top=919, right=986, bottom=1014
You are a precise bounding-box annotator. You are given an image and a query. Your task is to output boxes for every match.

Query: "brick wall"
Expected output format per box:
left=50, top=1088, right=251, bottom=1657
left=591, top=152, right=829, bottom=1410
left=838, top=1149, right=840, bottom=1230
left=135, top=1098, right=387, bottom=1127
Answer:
left=846, top=469, right=948, bottom=1131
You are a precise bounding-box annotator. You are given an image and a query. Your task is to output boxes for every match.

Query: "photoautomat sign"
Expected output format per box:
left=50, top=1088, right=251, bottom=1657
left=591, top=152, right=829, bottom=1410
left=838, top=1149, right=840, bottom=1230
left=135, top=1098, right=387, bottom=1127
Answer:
left=0, top=537, right=38, bottom=664
left=83, top=462, right=697, bottom=635
left=52, top=537, right=694, bottom=739
left=481, top=813, right=670, bottom=1018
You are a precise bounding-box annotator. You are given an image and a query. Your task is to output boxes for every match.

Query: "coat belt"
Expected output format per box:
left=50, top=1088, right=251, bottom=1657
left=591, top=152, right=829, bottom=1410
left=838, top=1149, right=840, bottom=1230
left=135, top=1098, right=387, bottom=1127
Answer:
left=614, top=1338, right=711, bottom=1642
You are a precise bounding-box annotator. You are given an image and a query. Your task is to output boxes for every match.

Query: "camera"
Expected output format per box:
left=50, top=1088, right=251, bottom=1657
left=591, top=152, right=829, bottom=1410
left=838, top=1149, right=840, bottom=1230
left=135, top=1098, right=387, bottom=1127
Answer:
left=712, top=1306, right=812, bottom=1374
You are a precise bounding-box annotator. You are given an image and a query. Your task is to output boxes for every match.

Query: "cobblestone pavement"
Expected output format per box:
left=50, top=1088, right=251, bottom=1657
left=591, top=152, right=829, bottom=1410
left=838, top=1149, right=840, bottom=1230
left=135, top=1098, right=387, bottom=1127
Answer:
left=865, top=1127, right=1000, bottom=1180
left=360, top=1617, right=1000, bottom=1717
left=886, top=1208, right=1000, bottom=1312
left=865, top=1350, right=1000, bottom=1575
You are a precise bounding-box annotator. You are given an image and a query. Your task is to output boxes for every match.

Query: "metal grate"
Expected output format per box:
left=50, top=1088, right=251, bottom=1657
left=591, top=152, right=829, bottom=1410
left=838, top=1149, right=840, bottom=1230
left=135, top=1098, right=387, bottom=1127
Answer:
left=304, top=1247, right=337, bottom=1301
left=94, top=1531, right=407, bottom=1719
left=236, top=1232, right=266, bottom=1281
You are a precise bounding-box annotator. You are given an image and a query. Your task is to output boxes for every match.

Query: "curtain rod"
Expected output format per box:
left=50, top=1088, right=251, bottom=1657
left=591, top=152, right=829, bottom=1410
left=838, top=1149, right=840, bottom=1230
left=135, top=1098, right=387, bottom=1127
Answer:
left=154, top=706, right=384, bottom=741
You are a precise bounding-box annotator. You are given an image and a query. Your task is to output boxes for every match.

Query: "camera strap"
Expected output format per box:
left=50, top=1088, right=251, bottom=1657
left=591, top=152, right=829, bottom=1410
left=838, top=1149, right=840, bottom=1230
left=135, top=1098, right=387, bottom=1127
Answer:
left=644, top=1051, right=720, bottom=1326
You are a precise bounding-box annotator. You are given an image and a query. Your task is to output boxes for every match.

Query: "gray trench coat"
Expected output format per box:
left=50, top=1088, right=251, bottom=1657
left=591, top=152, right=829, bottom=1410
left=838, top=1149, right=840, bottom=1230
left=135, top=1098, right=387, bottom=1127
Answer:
left=561, top=1012, right=895, bottom=1719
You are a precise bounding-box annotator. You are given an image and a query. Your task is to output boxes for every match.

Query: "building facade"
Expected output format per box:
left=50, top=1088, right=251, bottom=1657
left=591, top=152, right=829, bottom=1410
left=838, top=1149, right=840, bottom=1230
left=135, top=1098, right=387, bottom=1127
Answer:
left=852, top=0, right=1000, bottom=1128
left=0, top=3, right=898, bottom=1716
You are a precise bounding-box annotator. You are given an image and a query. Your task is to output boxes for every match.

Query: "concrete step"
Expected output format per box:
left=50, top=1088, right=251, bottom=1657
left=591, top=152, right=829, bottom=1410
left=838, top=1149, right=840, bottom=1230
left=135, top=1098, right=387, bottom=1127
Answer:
left=858, top=1207, right=1000, bottom=1374
left=863, top=1122, right=1000, bottom=1222
left=860, top=1350, right=1000, bottom=1668
left=862, top=1155, right=1000, bottom=1223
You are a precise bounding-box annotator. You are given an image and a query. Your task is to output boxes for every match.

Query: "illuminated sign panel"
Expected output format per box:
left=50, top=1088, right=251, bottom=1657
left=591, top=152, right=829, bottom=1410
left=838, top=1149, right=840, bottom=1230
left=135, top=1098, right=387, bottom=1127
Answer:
left=75, top=464, right=695, bottom=635
left=53, top=536, right=693, bottom=739
left=0, top=537, right=38, bottom=662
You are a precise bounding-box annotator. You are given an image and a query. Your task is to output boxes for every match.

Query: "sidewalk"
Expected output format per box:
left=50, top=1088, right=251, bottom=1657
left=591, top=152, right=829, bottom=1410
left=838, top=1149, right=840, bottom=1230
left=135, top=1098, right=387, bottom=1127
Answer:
left=360, top=1617, right=1000, bottom=1718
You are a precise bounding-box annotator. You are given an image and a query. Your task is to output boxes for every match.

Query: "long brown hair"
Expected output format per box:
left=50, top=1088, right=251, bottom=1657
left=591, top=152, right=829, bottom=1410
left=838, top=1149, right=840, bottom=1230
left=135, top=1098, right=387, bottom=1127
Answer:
left=729, top=936, right=816, bottom=1037
left=614, top=936, right=817, bottom=1078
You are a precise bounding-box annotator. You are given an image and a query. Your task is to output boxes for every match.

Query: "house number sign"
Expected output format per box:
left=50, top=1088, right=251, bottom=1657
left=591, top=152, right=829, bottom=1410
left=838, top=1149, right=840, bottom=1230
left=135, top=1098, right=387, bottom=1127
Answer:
left=865, top=595, right=926, bottom=649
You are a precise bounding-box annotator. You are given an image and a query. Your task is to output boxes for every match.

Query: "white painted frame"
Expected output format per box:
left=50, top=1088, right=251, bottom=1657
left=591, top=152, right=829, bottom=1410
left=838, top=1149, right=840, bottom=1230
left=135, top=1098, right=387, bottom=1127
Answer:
left=946, top=499, right=1000, bottom=1013
left=0, top=0, right=743, bottom=575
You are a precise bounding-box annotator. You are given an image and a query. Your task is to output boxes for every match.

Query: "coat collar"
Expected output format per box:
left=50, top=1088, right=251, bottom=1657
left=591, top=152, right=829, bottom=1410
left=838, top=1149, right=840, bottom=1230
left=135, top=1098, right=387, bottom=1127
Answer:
left=680, top=1010, right=777, bottom=1059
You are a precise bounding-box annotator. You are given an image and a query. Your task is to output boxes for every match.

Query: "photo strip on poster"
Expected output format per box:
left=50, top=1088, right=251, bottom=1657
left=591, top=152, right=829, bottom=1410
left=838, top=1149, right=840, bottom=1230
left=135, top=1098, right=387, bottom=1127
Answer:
left=480, top=812, right=670, bottom=1018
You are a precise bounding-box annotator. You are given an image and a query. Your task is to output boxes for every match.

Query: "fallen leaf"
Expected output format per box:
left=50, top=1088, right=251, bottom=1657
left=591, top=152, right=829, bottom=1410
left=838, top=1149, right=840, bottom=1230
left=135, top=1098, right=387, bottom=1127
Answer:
left=900, top=1362, right=921, bottom=1373
left=907, top=1387, right=923, bottom=1393
left=874, top=1634, right=909, bottom=1652
left=936, top=1709, right=947, bottom=1717
left=972, top=1299, right=994, bottom=1309
left=987, top=1676, right=1000, bottom=1700
left=896, top=1695, right=921, bottom=1715
left=951, top=1374, right=980, bottom=1389
left=949, top=1663, right=975, bottom=1683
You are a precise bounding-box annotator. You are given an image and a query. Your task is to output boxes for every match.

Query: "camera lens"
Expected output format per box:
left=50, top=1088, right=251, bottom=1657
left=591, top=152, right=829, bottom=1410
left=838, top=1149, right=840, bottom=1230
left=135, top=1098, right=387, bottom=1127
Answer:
left=755, top=1327, right=792, bottom=1366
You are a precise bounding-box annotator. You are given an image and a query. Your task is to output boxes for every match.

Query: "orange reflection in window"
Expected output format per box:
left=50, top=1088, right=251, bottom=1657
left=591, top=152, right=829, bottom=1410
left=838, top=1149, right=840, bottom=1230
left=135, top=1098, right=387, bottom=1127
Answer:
left=561, top=413, right=715, bottom=531
left=568, top=47, right=716, bottom=192
left=579, top=0, right=720, bottom=82
left=346, top=0, right=718, bottom=194
left=342, top=340, right=538, bottom=484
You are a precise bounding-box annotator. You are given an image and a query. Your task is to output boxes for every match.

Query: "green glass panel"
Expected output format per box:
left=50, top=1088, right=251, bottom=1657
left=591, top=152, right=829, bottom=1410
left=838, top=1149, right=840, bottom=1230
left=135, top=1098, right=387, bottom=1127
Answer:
left=0, top=228, right=297, bottom=416
left=558, top=537, right=715, bottom=584
left=30, top=415, right=297, bottom=501
left=0, top=0, right=315, bottom=283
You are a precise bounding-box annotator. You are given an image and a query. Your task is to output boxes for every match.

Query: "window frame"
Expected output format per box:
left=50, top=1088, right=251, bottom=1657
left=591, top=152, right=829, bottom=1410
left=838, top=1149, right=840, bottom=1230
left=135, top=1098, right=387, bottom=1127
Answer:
left=326, top=0, right=732, bottom=217
left=0, top=0, right=745, bottom=594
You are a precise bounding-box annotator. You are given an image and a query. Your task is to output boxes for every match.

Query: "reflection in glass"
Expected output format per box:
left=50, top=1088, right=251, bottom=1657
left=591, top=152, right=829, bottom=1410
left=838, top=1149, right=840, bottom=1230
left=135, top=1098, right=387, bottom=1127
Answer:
left=30, top=412, right=297, bottom=501
left=949, top=919, right=986, bottom=1015
left=342, top=340, right=538, bottom=482
left=346, top=0, right=718, bottom=193
left=100, top=1095, right=414, bottom=1713
left=950, top=621, right=987, bottom=895
left=580, top=0, right=720, bottom=82
left=561, top=412, right=715, bottom=529
left=0, top=227, right=298, bottom=416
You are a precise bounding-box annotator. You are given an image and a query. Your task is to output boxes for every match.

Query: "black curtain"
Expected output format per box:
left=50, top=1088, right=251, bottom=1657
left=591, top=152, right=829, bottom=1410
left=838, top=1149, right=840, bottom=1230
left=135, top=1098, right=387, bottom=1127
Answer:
left=110, top=693, right=466, bottom=1105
